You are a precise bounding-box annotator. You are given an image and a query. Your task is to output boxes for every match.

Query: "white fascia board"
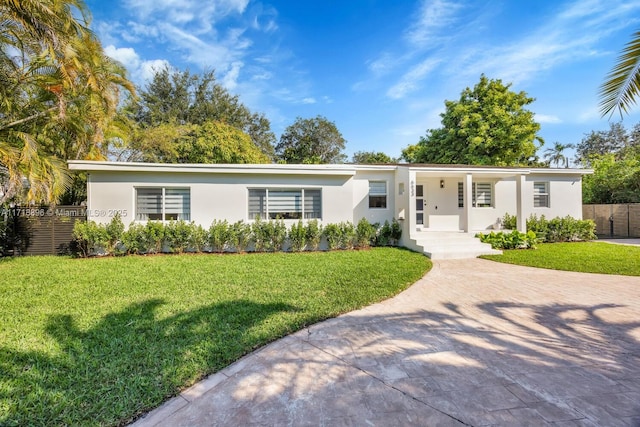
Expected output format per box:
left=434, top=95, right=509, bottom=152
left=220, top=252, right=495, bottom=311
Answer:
left=67, top=161, right=357, bottom=176
left=406, top=165, right=593, bottom=176
left=528, top=168, right=593, bottom=175
left=407, top=166, right=530, bottom=176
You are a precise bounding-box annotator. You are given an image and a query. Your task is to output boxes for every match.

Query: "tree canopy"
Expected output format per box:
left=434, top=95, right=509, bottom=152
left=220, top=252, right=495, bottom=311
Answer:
left=0, top=0, right=134, bottom=204
left=582, top=154, right=640, bottom=204
left=578, top=121, right=640, bottom=204
left=351, top=151, right=395, bottom=164
left=575, top=122, right=639, bottom=165
left=275, top=116, right=347, bottom=164
left=124, top=121, right=269, bottom=164
left=402, top=75, right=543, bottom=166
left=129, top=67, right=275, bottom=160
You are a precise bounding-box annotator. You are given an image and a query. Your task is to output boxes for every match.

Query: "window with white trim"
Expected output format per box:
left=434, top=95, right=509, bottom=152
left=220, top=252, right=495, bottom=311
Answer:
left=369, top=181, right=387, bottom=208
left=533, top=182, right=549, bottom=208
left=248, top=188, right=321, bottom=220
left=457, top=182, right=493, bottom=207
left=136, top=187, right=190, bottom=221
left=473, top=182, right=493, bottom=207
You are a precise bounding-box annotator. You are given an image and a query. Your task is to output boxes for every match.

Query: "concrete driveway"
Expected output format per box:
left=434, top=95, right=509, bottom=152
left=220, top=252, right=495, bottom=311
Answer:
left=133, top=259, right=640, bottom=426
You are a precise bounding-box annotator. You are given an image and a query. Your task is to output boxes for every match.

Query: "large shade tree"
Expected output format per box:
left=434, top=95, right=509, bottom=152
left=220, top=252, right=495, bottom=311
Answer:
left=275, top=116, right=347, bottom=164
left=127, top=67, right=276, bottom=161
left=402, top=75, right=543, bottom=166
left=577, top=121, right=640, bottom=204
left=575, top=122, right=632, bottom=165
left=0, top=0, right=133, bottom=203
left=126, top=121, right=269, bottom=164
left=351, top=151, right=394, bottom=164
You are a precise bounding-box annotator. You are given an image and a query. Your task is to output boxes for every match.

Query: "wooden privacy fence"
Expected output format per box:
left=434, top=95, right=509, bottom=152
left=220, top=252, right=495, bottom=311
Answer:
left=1, top=206, right=86, bottom=255
left=582, top=204, right=640, bottom=238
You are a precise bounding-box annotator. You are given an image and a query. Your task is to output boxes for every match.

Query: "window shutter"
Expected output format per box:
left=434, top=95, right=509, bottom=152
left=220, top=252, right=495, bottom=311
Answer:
left=369, top=181, right=386, bottom=196
left=533, top=182, right=549, bottom=207
left=248, top=189, right=266, bottom=219
left=474, top=183, right=492, bottom=207
left=304, top=189, right=321, bottom=219
left=165, top=188, right=190, bottom=220
left=267, top=190, right=302, bottom=218
left=136, top=188, right=162, bottom=220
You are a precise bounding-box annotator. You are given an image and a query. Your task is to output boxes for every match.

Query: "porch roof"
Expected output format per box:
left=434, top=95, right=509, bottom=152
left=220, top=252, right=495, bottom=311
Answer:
left=400, top=164, right=593, bottom=177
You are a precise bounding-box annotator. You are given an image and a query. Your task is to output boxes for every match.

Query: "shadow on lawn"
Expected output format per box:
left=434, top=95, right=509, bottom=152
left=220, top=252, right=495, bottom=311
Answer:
left=0, top=298, right=295, bottom=426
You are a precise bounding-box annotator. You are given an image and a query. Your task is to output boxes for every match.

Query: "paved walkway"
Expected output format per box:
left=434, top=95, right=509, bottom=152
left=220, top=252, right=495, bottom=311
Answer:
left=598, top=238, right=640, bottom=246
left=132, top=259, right=640, bottom=426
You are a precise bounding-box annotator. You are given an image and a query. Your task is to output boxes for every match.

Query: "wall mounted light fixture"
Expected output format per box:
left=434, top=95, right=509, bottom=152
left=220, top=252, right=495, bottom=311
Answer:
left=440, top=179, right=445, bottom=189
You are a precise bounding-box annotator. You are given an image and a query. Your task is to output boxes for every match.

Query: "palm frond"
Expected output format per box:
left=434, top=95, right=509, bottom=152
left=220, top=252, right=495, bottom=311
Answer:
left=600, top=30, right=640, bottom=118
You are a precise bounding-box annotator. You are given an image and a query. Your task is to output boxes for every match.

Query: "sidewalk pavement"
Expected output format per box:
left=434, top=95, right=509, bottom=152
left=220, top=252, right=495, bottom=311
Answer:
left=598, top=238, right=640, bottom=246
left=132, top=258, right=640, bottom=426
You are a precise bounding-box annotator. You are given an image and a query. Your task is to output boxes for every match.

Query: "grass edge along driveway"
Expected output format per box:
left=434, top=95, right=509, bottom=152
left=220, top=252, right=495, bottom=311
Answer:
left=0, top=248, right=431, bottom=427
left=481, top=241, right=640, bottom=276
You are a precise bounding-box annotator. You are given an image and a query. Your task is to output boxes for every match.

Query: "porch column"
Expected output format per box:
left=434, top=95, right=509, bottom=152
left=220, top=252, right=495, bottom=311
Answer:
left=463, top=173, right=472, bottom=232
left=516, top=173, right=527, bottom=232
left=408, top=170, right=417, bottom=235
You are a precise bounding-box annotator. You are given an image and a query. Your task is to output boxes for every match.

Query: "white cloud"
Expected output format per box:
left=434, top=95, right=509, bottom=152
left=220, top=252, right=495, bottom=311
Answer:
left=104, top=0, right=273, bottom=92
left=104, top=45, right=171, bottom=83
left=251, top=71, right=272, bottom=81
left=301, top=97, right=316, bottom=104
left=452, top=0, right=640, bottom=85
left=367, top=52, right=395, bottom=75
left=387, top=58, right=441, bottom=99
left=139, top=59, right=172, bottom=81
left=576, top=106, right=602, bottom=123
left=221, top=61, right=243, bottom=90
left=405, top=0, right=463, bottom=47
left=535, top=114, right=562, bottom=124
left=124, top=0, right=249, bottom=33
left=250, top=3, right=279, bottom=33
left=105, top=45, right=140, bottom=70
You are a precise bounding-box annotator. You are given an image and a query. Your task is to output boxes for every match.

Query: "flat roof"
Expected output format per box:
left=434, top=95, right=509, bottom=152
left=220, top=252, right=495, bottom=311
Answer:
left=68, top=160, right=592, bottom=176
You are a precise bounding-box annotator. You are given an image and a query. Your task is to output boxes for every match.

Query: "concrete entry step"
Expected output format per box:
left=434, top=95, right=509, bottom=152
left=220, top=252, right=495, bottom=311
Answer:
left=411, top=231, right=501, bottom=259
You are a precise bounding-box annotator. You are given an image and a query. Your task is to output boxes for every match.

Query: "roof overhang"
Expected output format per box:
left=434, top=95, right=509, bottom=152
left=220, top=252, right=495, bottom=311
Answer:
left=404, top=164, right=593, bottom=178
left=68, top=160, right=357, bottom=176
left=68, top=161, right=593, bottom=178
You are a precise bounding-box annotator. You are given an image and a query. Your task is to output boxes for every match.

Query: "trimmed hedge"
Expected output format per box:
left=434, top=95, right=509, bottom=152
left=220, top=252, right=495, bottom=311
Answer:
left=501, top=213, right=596, bottom=243
left=476, top=230, right=538, bottom=250
left=72, top=217, right=403, bottom=257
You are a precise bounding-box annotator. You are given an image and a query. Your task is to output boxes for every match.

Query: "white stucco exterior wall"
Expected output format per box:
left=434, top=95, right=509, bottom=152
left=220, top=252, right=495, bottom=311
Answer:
left=352, top=169, right=396, bottom=226
left=86, top=170, right=356, bottom=227
left=71, top=162, right=590, bottom=240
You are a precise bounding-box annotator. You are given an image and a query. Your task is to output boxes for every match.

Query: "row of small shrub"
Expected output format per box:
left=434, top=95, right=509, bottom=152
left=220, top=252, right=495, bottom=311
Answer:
left=501, top=213, right=596, bottom=243
left=476, top=230, right=539, bottom=250
left=72, top=215, right=403, bottom=257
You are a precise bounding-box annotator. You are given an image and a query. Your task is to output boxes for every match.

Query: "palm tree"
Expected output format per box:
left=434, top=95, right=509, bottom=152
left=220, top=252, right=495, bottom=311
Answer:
left=0, top=0, right=134, bottom=204
left=600, top=30, right=640, bottom=118
left=544, top=142, right=574, bottom=168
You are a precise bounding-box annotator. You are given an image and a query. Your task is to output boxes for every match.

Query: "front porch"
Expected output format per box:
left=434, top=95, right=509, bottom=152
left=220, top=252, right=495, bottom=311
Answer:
left=400, top=166, right=529, bottom=259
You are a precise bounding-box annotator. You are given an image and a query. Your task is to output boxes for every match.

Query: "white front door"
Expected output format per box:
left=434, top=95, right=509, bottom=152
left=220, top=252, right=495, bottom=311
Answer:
left=416, top=184, right=424, bottom=226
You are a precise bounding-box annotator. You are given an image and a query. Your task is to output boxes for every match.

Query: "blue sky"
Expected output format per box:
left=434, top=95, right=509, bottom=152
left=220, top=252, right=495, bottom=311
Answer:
left=87, top=0, right=640, bottom=162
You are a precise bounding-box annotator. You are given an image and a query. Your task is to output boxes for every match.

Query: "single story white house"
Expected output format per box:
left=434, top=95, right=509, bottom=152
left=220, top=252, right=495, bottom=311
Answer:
left=68, top=161, right=592, bottom=259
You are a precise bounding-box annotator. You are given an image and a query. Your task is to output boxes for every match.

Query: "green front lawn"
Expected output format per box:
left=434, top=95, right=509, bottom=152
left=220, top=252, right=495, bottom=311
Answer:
left=0, top=248, right=431, bottom=426
left=481, top=241, right=640, bottom=276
